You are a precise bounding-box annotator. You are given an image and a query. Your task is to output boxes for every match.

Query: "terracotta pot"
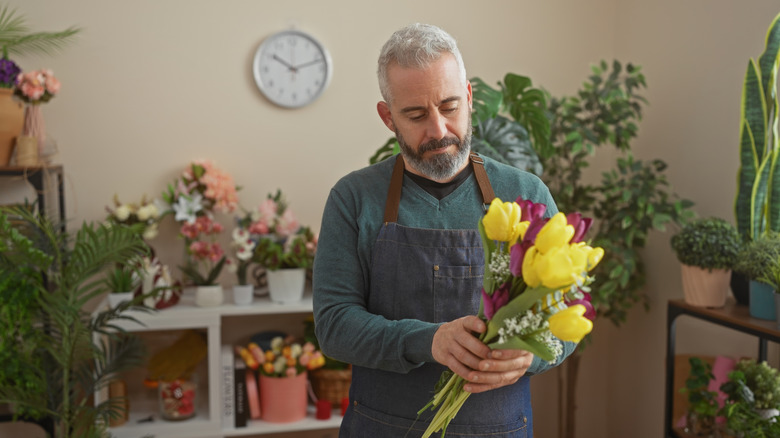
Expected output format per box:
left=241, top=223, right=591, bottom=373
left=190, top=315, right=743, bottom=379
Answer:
left=259, top=372, right=307, bottom=423
left=680, top=264, right=730, bottom=308
left=0, top=88, right=24, bottom=166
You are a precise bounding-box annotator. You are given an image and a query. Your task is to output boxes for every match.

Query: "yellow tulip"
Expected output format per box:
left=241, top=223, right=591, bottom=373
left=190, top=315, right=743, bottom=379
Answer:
left=534, top=213, right=574, bottom=254
left=521, top=246, right=542, bottom=287
left=533, top=245, right=585, bottom=289
left=483, top=198, right=523, bottom=242
left=548, top=304, right=593, bottom=343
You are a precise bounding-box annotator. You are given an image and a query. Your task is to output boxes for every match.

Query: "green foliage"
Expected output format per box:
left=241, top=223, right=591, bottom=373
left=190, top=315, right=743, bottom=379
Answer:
left=104, top=264, right=140, bottom=293
left=254, top=227, right=316, bottom=271
left=0, top=205, right=153, bottom=438
left=735, top=12, right=780, bottom=242
left=670, top=217, right=741, bottom=270
left=369, top=137, right=399, bottom=165
left=0, top=5, right=81, bottom=59
left=178, top=256, right=226, bottom=286
left=733, top=232, right=780, bottom=281
left=680, top=357, right=719, bottom=433
left=542, top=61, right=694, bottom=327
left=719, top=360, right=780, bottom=436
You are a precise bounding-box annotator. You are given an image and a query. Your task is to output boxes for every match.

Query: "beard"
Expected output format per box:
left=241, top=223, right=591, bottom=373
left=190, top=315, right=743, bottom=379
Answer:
left=396, top=127, right=472, bottom=181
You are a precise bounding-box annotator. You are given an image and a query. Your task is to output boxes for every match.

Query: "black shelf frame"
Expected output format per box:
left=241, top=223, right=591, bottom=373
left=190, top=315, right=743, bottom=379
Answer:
left=664, top=298, right=780, bottom=438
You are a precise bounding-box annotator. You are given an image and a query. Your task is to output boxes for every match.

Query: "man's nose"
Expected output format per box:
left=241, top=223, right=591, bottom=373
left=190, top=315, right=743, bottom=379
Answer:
left=426, top=112, right=448, bottom=140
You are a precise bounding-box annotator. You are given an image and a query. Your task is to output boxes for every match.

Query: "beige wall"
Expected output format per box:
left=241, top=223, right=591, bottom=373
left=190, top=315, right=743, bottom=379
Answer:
left=3, top=0, right=780, bottom=437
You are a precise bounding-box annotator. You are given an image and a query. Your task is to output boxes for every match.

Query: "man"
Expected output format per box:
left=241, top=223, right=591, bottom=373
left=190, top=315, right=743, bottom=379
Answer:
left=313, top=23, right=574, bottom=437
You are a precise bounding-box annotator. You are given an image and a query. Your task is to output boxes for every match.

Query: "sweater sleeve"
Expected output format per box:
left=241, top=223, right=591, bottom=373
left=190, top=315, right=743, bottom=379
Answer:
left=312, top=183, right=439, bottom=374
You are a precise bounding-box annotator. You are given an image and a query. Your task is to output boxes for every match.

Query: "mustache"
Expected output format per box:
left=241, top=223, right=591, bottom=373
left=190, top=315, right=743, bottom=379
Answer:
left=418, top=137, right=461, bottom=153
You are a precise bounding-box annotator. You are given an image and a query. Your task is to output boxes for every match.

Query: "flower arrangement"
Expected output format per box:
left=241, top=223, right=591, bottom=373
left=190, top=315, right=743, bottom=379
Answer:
left=162, top=160, right=239, bottom=286
left=105, top=194, right=161, bottom=240
left=236, top=335, right=326, bottom=378
left=418, top=197, right=603, bottom=437
left=14, top=69, right=60, bottom=104
left=245, top=190, right=317, bottom=271
left=0, top=58, right=20, bottom=88
left=226, top=227, right=256, bottom=285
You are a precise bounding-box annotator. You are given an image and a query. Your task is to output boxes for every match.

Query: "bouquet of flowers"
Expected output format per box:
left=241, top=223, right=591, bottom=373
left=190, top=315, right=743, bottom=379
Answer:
left=162, top=160, right=239, bottom=286
left=105, top=194, right=162, bottom=240
left=245, top=190, right=318, bottom=271
left=14, top=69, right=60, bottom=104
left=418, top=196, right=603, bottom=438
left=236, top=335, right=326, bottom=378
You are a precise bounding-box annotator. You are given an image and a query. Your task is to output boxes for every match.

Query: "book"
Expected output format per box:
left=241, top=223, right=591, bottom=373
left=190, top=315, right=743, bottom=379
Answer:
left=245, top=368, right=261, bottom=419
left=220, top=345, right=235, bottom=428
left=234, top=359, right=248, bottom=428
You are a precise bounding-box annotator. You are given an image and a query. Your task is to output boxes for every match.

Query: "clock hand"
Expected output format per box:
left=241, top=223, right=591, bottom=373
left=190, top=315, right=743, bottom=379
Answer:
left=294, top=58, right=323, bottom=70
left=272, top=54, right=297, bottom=72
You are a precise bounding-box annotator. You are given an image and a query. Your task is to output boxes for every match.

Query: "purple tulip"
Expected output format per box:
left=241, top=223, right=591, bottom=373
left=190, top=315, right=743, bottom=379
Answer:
left=516, top=197, right=546, bottom=223
left=509, top=240, right=531, bottom=277
left=567, top=293, right=596, bottom=321
left=566, top=212, right=593, bottom=243
left=482, top=283, right=510, bottom=320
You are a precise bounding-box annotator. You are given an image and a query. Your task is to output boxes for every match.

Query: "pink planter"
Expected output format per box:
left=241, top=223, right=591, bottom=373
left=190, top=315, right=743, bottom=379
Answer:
left=259, top=371, right=308, bottom=423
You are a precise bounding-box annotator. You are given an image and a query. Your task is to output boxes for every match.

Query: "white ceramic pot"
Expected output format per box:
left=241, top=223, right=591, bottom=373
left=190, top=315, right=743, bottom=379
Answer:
left=233, top=284, right=254, bottom=306
left=108, top=291, right=134, bottom=308
left=195, top=284, right=224, bottom=307
left=266, top=268, right=306, bottom=304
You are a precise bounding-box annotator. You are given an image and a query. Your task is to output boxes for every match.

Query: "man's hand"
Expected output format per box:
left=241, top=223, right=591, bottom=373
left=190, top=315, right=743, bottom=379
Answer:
left=432, top=315, right=534, bottom=394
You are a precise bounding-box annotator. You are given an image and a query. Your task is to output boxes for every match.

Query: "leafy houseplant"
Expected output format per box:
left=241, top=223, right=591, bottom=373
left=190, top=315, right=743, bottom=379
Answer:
left=0, top=205, right=152, bottom=438
left=680, top=357, right=719, bottom=436
left=670, top=217, right=740, bottom=308
left=720, top=359, right=780, bottom=437
left=250, top=190, right=318, bottom=272
left=733, top=232, right=780, bottom=283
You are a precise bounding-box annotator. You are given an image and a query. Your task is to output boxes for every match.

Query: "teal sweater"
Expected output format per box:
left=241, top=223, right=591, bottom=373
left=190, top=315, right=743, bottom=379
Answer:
left=312, top=154, right=574, bottom=375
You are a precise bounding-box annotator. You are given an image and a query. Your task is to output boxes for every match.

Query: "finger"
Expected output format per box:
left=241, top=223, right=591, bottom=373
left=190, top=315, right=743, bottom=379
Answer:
left=488, top=348, right=532, bottom=360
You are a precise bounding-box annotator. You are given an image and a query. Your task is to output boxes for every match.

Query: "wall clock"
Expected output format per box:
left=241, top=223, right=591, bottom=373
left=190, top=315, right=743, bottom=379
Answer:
left=252, top=29, right=333, bottom=109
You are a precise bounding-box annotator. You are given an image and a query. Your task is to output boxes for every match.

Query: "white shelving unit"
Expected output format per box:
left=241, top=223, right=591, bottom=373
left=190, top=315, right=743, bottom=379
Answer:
left=96, top=289, right=343, bottom=438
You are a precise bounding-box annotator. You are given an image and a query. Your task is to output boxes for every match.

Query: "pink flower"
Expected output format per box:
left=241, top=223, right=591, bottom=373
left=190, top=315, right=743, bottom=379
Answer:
left=248, top=221, right=269, bottom=235
left=482, top=283, right=510, bottom=320
left=275, top=209, right=300, bottom=237
left=44, top=74, right=60, bottom=94
left=566, top=212, right=593, bottom=243
left=256, top=198, right=277, bottom=225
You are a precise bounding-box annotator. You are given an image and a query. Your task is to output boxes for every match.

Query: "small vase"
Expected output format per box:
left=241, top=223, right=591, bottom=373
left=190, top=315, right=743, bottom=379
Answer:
left=680, top=265, right=729, bottom=308
left=233, top=284, right=254, bottom=306
left=266, top=268, right=306, bottom=304
left=158, top=376, right=197, bottom=421
left=21, top=104, right=45, bottom=162
left=195, top=284, right=224, bottom=307
left=259, top=371, right=308, bottom=423
left=108, top=291, right=134, bottom=308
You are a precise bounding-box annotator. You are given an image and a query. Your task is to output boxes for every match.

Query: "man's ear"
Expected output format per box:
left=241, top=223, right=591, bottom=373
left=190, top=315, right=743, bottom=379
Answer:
left=377, top=101, right=394, bottom=131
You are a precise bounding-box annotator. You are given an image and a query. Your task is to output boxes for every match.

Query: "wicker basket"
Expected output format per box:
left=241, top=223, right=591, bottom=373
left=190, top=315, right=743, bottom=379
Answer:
left=310, top=367, right=352, bottom=405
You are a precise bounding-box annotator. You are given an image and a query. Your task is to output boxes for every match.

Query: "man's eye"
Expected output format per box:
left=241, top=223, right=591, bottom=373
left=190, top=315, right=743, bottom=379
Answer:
left=408, top=113, right=425, bottom=121
left=441, top=106, right=458, bottom=114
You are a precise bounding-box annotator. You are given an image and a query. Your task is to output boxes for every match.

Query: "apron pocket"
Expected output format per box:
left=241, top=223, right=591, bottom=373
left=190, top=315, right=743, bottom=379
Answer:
left=432, top=264, right=484, bottom=323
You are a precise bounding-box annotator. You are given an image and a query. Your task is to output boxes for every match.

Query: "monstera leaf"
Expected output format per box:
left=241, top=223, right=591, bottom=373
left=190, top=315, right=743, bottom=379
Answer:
left=471, top=115, right=542, bottom=175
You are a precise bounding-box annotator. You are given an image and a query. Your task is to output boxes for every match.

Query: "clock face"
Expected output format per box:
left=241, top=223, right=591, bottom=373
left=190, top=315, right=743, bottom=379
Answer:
left=252, top=30, right=333, bottom=108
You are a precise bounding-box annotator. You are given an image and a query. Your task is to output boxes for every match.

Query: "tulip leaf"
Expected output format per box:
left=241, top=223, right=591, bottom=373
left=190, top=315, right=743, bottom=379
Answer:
left=484, top=286, right=555, bottom=343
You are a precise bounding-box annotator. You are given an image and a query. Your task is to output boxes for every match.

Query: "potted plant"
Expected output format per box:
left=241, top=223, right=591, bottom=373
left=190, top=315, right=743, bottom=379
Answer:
left=249, top=190, right=318, bottom=304
left=226, top=224, right=257, bottom=306
left=0, top=205, right=151, bottom=438
left=162, top=160, right=239, bottom=307
left=733, top=232, right=780, bottom=320
left=733, top=12, right=780, bottom=306
left=105, top=264, right=140, bottom=308
left=720, top=359, right=780, bottom=437
left=670, top=217, right=741, bottom=307
left=680, top=357, right=720, bottom=436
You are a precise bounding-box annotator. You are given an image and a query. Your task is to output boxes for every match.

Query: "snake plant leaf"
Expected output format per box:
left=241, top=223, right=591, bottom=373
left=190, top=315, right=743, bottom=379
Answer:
left=757, top=12, right=780, bottom=110
left=471, top=115, right=543, bottom=175
left=752, top=157, right=773, bottom=239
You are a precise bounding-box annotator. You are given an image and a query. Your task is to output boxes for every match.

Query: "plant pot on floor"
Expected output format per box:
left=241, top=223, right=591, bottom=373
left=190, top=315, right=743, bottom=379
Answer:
left=680, top=265, right=730, bottom=308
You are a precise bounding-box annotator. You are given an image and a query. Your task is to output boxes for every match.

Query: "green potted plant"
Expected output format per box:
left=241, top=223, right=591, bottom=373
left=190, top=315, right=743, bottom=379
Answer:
left=0, top=205, right=151, bottom=438
left=680, top=357, right=720, bottom=436
left=105, top=264, right=140, bottom=308
left=720, top=359, right=780, bottom=437
left=733, top=12, right=780, bottom=305
left=670, top=217, right=741, bottom=308
left=733, top=232, right=780, bottom=320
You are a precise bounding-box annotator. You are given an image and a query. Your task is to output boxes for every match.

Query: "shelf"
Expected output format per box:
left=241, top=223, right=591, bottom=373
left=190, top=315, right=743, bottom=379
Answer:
left=663, top=298, right=780, bottom=438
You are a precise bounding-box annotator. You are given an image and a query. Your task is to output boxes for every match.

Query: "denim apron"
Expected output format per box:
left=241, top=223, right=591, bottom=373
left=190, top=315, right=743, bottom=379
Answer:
left=340, top=154, right=532, bottom=437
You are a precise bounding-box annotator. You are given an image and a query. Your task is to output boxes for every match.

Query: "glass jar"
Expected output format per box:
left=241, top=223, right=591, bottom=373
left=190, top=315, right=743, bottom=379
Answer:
left=158, top=376, right=197, bottom=421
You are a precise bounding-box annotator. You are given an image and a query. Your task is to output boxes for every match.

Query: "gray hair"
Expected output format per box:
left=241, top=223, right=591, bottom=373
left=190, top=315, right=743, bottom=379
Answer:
left=377, top=23, right=467, bottom=104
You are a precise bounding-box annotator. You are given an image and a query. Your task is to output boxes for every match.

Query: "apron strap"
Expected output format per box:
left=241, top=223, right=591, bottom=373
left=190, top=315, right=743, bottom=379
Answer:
left=383, top=152, right=496, bottom=223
